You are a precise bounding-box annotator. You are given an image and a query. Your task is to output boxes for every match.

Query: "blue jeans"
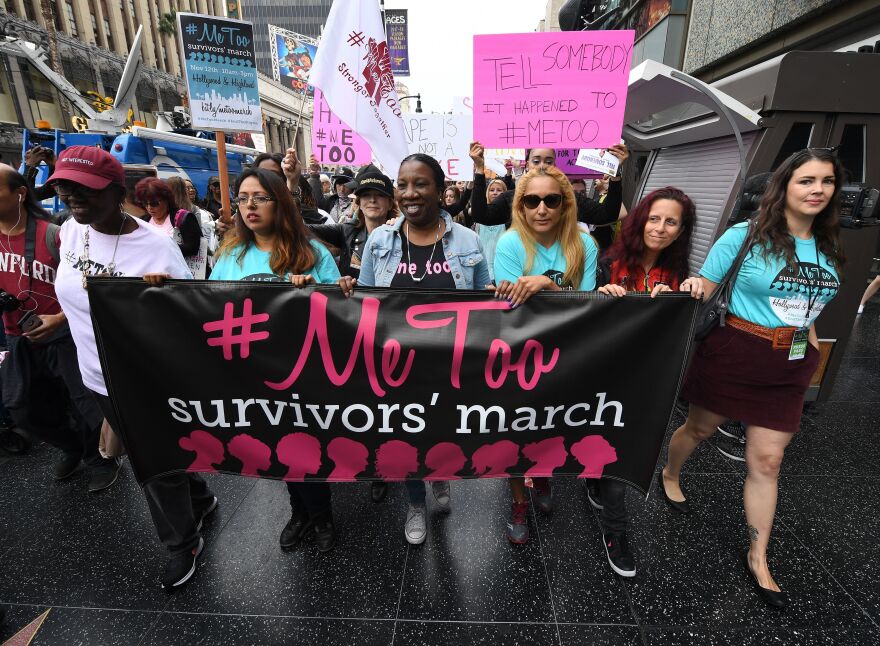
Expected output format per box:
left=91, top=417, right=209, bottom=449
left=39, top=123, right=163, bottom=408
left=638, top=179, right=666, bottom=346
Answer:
left=406, top=480, right=425, bottom=505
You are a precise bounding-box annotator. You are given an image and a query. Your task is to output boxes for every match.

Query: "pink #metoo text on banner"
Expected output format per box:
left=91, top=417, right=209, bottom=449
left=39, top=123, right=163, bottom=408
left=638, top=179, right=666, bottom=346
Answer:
left=473, top=30, right=635, bottom=149
left=312, top=88, right=372, bottom=165
left=89, top=280, right=697, bottom=493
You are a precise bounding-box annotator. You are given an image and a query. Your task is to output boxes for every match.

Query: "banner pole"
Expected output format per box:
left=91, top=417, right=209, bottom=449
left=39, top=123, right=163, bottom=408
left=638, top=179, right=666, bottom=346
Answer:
left=215, top=130, right=233, bottom=223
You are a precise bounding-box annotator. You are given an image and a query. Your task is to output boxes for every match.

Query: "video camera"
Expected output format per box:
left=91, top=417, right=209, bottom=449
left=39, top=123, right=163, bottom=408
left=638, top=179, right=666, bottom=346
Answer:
left=0, top=289, right=20, bottom=313
left=839, top=184, right=879, bottom=228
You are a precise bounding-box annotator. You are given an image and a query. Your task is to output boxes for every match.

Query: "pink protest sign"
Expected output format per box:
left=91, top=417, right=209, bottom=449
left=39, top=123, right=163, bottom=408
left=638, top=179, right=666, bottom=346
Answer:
left=473, top=31, right=634, bottom=149
left=311, top=88, right=372, bottom=165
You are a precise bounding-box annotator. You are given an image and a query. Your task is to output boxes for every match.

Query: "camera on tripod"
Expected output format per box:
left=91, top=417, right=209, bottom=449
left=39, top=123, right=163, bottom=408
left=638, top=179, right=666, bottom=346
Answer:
left=839, top=184, right=879, bottom=228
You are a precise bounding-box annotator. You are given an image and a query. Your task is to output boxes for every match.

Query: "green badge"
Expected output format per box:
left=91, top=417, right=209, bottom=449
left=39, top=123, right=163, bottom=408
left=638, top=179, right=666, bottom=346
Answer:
left=789, top=328, right=809, bottom=361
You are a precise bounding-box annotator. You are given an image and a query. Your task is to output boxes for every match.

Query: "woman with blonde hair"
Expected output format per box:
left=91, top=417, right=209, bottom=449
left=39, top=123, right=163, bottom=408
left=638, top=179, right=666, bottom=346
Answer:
left=492, top=165, right=599, bottom=543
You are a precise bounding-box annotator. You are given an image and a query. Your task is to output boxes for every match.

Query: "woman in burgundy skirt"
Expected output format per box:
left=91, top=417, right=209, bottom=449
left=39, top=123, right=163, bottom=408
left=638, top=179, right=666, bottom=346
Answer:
left=662, top=149, right=845, bottom=608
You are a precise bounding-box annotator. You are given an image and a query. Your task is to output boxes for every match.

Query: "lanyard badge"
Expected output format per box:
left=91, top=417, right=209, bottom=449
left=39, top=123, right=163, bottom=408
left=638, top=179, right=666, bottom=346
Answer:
left=789, top=328, right=809, bottom=361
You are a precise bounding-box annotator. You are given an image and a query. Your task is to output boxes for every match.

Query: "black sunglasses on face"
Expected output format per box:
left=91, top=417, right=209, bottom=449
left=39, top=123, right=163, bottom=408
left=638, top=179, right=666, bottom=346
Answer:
left=141, top=200, right=163, bottom=208
left=522, top=193, right=563, bottom=209
left=209, top=182, right=220, bottom=188
left=53, top=180, right=99, bottom=199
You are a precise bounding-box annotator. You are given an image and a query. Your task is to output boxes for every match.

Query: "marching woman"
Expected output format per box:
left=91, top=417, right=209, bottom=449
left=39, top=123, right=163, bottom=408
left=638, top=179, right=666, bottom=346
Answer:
left=591, top=186, right=697, bottom=576
left=492, top=165, right=599, bottom=544
left=353, top=153, right=491, bottom=544
left=134, top=177, right=203, bottom=262
left=477, top=178, right=510, bottom=280
left=209, top=167, right=341, bottom=553
left=47, top=146, right=218, bottom=591
left=664, top=149, right=844, bottom=607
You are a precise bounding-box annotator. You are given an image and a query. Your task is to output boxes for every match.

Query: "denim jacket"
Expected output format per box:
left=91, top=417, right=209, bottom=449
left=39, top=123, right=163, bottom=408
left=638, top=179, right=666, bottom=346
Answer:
left=358, top=210, right=491, bottom=289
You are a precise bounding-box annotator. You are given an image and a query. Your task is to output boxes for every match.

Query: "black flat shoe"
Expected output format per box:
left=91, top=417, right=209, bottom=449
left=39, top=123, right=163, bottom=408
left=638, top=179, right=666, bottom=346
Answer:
left=743, top=554, right=788, bottom=608
left=657, top=470, right=690, bottom=514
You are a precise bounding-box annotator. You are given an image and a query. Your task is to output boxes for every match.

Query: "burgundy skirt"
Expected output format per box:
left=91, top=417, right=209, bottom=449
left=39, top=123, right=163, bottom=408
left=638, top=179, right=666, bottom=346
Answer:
left=682, top=324, right=820, bottom=433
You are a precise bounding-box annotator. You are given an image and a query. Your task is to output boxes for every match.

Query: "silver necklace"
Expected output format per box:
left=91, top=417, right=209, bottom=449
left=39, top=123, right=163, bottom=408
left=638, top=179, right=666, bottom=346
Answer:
left=81, top=214, right=129, bottom=289
left=406, top=220, right=441, bottom=283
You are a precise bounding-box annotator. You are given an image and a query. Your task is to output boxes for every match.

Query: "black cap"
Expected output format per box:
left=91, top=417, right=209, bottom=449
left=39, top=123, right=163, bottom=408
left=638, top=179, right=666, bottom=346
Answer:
left=345, top=163, right=382, bottom=191
left=331, top=167, right=355, bottom=184
left=353, top=171, right=394, bottom=198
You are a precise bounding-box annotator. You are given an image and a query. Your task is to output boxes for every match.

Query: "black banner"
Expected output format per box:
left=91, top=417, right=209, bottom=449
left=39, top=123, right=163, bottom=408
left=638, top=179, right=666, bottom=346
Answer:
left=89, top=281, right=697, bottom=492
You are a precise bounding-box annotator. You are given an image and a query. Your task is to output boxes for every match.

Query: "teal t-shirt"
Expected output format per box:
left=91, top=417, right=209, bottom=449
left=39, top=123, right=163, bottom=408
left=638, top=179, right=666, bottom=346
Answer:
left=700, top=222, right=840, bottom=328
left=493, top=230, right=598, bottom=290
left=210, top=240, right=341, bottom=283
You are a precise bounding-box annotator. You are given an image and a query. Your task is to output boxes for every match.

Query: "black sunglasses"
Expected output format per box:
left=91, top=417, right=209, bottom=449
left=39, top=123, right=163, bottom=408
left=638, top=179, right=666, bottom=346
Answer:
left=522, top=193, right=563, bottom=209
left=53, top=180, right=99, bottom=199
left=209, top=182, right=220, bottom=188
left=141, top=200, right=163, bottom=208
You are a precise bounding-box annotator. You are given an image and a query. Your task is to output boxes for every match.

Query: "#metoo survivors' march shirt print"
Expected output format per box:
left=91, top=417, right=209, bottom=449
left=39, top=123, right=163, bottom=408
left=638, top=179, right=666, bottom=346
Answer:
left=700, top=222, right=840, bottom=329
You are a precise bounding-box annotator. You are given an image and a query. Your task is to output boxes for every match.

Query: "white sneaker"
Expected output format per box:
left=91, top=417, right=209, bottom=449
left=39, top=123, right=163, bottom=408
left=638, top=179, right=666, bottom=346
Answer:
left=430, top=481, right=451, bottom=512
left=405, top=503, right=427, bottom=544
left=858, top=305, right=865, bottom=314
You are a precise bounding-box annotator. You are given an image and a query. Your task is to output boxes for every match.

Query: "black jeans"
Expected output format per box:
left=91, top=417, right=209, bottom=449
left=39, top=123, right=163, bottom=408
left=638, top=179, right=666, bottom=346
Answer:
left=599, top=479, right=629, bottom=534
left=94, top=391, right=215, bottom=555
left=287, top=481, right=332, bottom=517
left=3, top=334, right=103, bottom=465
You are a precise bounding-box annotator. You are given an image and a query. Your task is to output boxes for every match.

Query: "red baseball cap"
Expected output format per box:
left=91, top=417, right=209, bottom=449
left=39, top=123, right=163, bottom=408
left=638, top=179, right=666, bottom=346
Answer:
left=48, top=145, right=126, bottom=190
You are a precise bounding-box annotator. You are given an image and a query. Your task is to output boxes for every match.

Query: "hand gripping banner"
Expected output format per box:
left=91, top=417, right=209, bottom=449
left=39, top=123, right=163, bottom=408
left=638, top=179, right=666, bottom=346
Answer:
left=88, top=281, right=697, bottom=492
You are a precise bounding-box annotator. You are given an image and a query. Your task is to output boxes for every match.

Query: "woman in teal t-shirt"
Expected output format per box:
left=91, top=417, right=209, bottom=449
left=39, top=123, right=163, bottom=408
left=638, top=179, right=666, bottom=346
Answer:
left=211, top=167, right=340, bottom=555
left=664, top=149, right=845, bottom=608
left=492, top=165, right=598, bottom=545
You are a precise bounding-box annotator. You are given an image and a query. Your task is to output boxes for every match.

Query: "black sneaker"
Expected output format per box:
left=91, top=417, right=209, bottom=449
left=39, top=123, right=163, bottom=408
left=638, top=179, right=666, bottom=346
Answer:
left=196, top=496, right=219, bottom=532
left=280, top=510, right=312, bottom=549
left=716, top=421, right=745, bottom=441
left=312, top=511, right=336, bottom=553
left=53, top=451, right=82, bottom=480
left=87, top=457, right=121, bottom=492
left=716, top=434, right=746, bottom=462
left=161, top=536, right=204, bottom=591
left=603, top=531, right=636, bottom=577
left=585, top=480, right=603, bottom=510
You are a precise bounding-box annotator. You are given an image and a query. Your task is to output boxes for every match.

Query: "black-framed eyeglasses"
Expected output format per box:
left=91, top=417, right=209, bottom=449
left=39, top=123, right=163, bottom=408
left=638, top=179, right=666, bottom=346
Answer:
left=53, top=180, right=99, bottom=199
left=235, top=195, right=274, bottom=206
left=522, top=193, right=563, bottom=209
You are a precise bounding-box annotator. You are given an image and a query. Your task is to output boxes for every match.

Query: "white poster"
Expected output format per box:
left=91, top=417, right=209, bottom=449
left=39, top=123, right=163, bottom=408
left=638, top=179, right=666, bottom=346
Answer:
left=402, top=114, right=474, bottom=180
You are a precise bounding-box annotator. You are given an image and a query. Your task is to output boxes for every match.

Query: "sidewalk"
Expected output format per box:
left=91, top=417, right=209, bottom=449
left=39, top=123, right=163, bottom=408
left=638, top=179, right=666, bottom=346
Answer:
left=2, top=311, right=880, bottom=646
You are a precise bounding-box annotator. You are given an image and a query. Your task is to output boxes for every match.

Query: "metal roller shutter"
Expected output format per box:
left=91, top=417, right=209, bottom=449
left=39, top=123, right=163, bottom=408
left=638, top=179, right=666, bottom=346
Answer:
left=638, top=132, right=757, bottom=273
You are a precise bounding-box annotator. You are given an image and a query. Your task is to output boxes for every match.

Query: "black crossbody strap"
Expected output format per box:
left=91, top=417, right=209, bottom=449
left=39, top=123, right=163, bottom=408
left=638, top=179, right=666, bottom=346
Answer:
left=23, top=214, right=37, bottom=294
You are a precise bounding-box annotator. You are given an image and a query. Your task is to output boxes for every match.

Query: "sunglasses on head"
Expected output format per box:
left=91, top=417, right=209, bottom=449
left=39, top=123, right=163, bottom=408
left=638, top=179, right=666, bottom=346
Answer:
left=53, top=180, right=99, bottom=199
left=521, top=193, right=563, bottom=209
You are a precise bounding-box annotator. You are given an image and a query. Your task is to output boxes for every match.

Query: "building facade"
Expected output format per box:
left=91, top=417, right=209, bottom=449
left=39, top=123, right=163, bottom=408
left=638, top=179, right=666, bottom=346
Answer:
left=237, top=0, right=332, bottom=79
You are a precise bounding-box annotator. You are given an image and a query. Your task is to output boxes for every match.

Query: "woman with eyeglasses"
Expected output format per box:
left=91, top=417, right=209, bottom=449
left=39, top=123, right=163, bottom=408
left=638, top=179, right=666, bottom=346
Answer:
left=134, top=177, right=202, bottom=262
left=47, top=146, right=215, bottom=592
left=491, top=165, right=598, bottom=544
left=585, top=186, right=697, bottom=577
left=209, top=167, right=341, bottom=553
left=351, top=153, right=491, bottom=545
left=665, top=149, right=844, bottom=607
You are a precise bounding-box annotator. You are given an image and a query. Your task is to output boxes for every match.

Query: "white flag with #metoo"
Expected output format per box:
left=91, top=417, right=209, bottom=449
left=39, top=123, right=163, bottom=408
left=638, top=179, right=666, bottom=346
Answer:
left=309, top=0, right=409, bottom=176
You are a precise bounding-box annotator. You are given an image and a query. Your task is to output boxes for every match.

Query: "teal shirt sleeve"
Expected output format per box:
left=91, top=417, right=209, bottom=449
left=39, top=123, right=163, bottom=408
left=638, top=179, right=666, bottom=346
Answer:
left=578, top=233, right=598, bottom=290
left=308, top=241, right=341, bottom=283
left=493, top=231, right=525, bottom=284
left=700, top=223, right=749, bottom=283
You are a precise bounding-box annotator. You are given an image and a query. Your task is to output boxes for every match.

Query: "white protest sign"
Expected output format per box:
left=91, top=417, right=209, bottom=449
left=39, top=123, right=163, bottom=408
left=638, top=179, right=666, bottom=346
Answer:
left=452, top=96, right=473, bottom=114
left=575, top=148, right=621, bottom=176
left=402, top=114, right=474, bottom=180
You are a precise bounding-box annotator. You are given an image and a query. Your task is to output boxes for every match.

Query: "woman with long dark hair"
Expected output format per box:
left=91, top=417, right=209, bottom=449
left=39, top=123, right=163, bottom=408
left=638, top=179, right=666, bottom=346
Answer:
left=590, top=186, right=697, bottom=577
left=209, top=167, right=341, bottom=553
left=665, top=149, right=845, bottom=607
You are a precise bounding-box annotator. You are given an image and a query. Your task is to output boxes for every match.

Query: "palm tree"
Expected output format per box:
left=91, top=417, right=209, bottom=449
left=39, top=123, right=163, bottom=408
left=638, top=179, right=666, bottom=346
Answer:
left=157, top=11, right=177, bottom=37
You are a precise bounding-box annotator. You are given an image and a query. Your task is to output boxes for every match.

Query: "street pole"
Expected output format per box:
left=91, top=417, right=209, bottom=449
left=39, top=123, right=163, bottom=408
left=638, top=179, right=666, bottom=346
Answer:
left=215, top=131, right=232, bottom=223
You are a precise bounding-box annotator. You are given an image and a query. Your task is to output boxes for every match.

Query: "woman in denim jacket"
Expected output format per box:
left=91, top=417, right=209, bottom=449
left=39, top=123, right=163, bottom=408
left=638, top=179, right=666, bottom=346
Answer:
left=351, top=153, right=490, bottom=545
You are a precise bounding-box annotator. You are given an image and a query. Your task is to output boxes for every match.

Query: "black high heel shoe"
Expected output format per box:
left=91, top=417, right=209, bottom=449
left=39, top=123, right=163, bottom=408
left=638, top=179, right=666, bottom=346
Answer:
left=742, top=554, right=788, bottom=608
left=657, top=470, right=690, bottom=514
